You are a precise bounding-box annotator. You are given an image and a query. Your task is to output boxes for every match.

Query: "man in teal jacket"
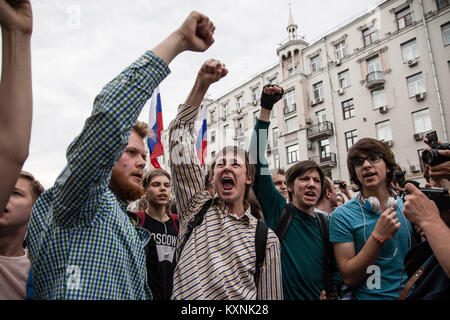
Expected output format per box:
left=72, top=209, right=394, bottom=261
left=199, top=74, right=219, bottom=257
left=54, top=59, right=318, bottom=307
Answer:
left=249, top=85, right=342, bottom=300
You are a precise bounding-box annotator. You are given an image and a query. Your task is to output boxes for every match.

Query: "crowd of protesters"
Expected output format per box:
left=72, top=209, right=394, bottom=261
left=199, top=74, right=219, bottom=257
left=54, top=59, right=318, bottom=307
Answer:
left=0, top=0, right=449, bottom=301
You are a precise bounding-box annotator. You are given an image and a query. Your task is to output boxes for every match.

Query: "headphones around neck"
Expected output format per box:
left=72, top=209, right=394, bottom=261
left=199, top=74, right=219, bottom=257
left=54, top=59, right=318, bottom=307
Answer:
left=360, top=193, right=398, bottom=212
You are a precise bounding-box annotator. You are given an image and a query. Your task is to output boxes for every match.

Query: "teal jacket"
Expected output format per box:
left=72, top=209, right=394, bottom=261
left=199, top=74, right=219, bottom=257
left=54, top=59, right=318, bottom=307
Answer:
left=250, top=119, right=342, bottom=300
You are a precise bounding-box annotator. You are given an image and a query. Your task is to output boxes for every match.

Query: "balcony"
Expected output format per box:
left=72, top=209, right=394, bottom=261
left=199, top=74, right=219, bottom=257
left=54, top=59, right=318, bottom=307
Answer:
left=366, top=71, right=385, bottom=89
left=306, top=121, right=334, bottom=141
left=309, top=152, right=337, bottom=168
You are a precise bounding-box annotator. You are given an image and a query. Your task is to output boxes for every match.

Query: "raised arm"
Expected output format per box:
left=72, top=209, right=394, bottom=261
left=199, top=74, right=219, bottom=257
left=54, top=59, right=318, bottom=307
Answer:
left=0, top=0, right=33, bottom=212
left=249, top=85, right=285, bottom=227
left=52, top=11, right=216, bottom=222
left=169, top=59, right=227, bottom=217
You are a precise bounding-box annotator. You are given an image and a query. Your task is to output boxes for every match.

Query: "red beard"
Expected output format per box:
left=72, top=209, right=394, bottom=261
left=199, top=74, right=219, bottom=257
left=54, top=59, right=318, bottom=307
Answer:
left=109, top=166, right=144, bottom=202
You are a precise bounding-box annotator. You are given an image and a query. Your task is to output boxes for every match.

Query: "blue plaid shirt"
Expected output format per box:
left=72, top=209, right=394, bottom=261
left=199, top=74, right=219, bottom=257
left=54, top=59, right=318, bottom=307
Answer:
left=27, top=51, right=170, bottom=299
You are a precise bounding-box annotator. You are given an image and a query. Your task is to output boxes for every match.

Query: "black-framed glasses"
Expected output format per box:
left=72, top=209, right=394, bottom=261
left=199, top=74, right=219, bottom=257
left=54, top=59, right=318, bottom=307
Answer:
left=351, top=152, right=384, bottom=168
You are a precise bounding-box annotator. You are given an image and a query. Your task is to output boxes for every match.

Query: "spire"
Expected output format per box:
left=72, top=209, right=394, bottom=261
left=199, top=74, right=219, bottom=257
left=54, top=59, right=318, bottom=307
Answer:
left=287, top=3, right=298, bottom=41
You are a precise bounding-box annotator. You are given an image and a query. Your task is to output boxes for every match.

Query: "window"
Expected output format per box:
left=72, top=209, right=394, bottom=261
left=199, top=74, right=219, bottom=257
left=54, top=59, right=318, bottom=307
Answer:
left=311, top=55, right=321, bottom=72
left=287, top=145, right=299, bottom=164
left=401, top=39, right=419, bottom=63
left=252, top=87, right=259, bottom=101
left=371, top=87, right=387, bottom=109
left=313, top=82, right=323, bottom=100
left=274, top=153, right=280, bottom=169
left=211, top=130, right=216, bottom=143
left=319, top=139, right=331, bottom=160
left=396, top=7, right=412, bottom=30
left=342, top=99, right=355, bottom=120
left=272, top=127, right=279, bottom=147
left=335, top=41, right=347, bottom=60
left=236, top=96, right=244, bottom=110
left=407, top=73, right=425, bottom=97
left=345, top=130, right=358, bottom=150
left=283, top=89, right=296, bottom=114
left=366, top=55, right=382, bottom=73
left=412, top=109, right=432, bottom=133
left=376, top=120, right=392, bottom=142
left=285, top=116, right=298, bottom=134
left=223, top=103, right=229, bottom=118
left=338, top=69, right=351, bottom=88
left=236, top=117, right=243, bottom=131
left=363, top=26, right=377, bottom=46
left=223, top=124, right=229, bottom=141
left=271, top=104, right=277, bottom=119
left=211, top=151, right=216, bottom=159
left=442, top=23, right=450, bottom=46
left=437, top=0, right=449, bottom=10
left=315, top=109, right=327, bottom=124
left=210, top=109, right=216, bottom=123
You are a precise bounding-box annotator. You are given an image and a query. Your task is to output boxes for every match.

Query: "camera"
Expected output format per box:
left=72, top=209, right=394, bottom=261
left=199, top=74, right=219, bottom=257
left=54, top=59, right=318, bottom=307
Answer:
left=401, top=180, right=450, bottom=210
left=421, top=131, right=450, bottom=166
left=333, top=180, right=346, bottom=188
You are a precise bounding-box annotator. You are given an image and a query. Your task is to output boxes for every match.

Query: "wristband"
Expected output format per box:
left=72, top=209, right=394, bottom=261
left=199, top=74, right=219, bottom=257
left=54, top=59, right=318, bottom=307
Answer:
left=260, top=84, right=283, bottom=110
left=371, top=232, right=392, bottom=246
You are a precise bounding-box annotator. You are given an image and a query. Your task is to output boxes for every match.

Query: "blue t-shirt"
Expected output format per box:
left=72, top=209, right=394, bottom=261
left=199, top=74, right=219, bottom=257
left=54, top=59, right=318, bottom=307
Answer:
left=329, top=196, right=413, bottom=300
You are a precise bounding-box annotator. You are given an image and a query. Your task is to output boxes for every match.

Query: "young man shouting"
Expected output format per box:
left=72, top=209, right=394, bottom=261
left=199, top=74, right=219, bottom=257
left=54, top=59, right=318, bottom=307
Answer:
left=169, top=59, right=282, bottom=300
left=27, top=11, right=216, bottom=300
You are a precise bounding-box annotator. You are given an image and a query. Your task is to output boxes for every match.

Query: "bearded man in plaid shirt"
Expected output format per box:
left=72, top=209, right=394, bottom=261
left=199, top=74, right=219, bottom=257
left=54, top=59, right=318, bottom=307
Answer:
left=27, top=11, right=216, bottom=300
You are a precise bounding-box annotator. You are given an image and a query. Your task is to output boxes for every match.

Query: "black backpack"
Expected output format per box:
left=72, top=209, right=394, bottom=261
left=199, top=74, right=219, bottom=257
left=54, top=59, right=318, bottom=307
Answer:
left=274, top=203, right=338, bottom=297
left=176, top=199, right=268, bottom=285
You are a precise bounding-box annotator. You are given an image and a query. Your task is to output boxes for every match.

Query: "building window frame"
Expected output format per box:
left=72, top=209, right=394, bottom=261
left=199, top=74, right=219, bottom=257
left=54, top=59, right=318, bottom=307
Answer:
left=396, top=6, right=413, bottom=30
left=283, top=88, right=296, bottom=115
left=287, top=144, right=299, bottom=164
left=376, top=120, right=392, bottom=142
left=338, top=69, right=351, bottom=89
left=345, top=129, right=358, bottom=150
left=313, top=81, right=323, bottom=100
left=412, top=108, right=432, bottom=134
left=311, top=54, right=321, bottom=73
left=401, top=38, right=419, bottom=63
left=442, top=22, right=450, bottom=46
left=437, top=0, right=449, bottom=10
left=335, top=40, right=347, bottom=60
left=407, top=72, right=426, bottom=97
left=371, top=87, right=387, bottom=110
left=342, top=99, right=355, bottom=120
left=363, top=26, right=377, bottom=46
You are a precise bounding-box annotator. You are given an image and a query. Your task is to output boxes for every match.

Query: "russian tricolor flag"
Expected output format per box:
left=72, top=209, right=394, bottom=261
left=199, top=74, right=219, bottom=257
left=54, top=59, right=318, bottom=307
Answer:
left=196, top=103, right=207, bottom=167
left=147, top=86, right=164, bottom=168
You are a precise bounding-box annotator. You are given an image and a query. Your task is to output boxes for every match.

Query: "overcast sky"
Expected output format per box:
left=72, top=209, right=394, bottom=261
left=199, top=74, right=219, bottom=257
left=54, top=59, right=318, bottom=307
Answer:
left=6, top=0, right=384, bottom=188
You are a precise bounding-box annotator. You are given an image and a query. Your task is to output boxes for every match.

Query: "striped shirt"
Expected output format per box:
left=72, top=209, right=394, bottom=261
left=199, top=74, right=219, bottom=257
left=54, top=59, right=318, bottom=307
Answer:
left=169, top=104, right=283, bottom=300
left=27, top=51, right=170, bottom=299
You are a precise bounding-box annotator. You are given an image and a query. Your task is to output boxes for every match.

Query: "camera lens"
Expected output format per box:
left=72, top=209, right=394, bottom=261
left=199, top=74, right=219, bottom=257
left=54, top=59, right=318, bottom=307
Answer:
left=421, top=149, right=437, bottom=165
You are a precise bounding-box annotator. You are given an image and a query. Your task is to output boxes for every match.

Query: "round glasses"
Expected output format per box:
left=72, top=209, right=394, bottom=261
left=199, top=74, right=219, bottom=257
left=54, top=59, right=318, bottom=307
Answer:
left=351, top=152, right=384, bottom=168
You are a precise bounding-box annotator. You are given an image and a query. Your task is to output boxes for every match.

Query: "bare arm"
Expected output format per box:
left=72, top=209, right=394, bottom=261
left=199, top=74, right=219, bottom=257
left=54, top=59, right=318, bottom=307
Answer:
left=403, top=183, right=450, bottom=278
left=0, top=0, right=33, bottom=211
left=333, top=207, right=400, bottom=287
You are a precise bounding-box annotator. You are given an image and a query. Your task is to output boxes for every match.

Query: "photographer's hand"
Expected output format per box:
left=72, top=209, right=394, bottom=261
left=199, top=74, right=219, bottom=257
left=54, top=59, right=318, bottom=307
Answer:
left=403, top=183, right=450, bottom=278
left=429, top=150, right=450, bottom=181
left=403, top=183, right=440, bottom=228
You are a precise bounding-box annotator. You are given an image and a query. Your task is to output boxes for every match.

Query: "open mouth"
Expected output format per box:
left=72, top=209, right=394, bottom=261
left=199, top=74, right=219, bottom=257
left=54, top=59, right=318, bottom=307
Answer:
left=304, top=191, right=316, bottom=198
left=131, top=173, right=143, bottom=181
left=158, top=194, right=168, bottom=200
left=221, top=177, right=235, bottom=191
left=363, top=172, right=377, bottom=178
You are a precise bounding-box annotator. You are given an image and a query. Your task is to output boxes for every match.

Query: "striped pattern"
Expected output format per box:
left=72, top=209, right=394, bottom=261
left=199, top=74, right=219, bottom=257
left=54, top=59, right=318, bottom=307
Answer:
left=169, top=104, right=283, bottom=300
left=27, top=51, right=170, bottom=299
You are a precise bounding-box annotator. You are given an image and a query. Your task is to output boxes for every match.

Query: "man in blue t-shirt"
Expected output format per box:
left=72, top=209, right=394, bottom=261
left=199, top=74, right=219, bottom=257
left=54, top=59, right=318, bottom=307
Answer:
left=329, top=138, right=413, bottom=299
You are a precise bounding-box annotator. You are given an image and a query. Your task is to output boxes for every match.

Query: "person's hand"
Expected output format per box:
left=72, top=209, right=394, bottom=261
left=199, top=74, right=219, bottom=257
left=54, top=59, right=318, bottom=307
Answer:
left=403, top=182, right=440, bottom=228
left=372, top=207, right=401, bottom=240
left=0, top=0, right=32, bottom=35
left=260, top=84, right=283, bottom=110
left=319, top=290, right=326, bottom=300
left=338, top=179, right=348, bottom=192
left=176, top=11, right=215, bottom=53
left=196, top=59, right=228, bottom=89
left=429, top=150, right=450, bottom=181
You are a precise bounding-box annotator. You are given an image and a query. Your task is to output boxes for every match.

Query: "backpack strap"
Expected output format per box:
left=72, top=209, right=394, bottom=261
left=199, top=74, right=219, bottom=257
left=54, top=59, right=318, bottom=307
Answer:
left=176, top=199, right=213, bottom=265
left=169, top=213, right=179, bottom=233
left=314, top=211, right=333, bottom=289
left=254, top=220, right=268, bottom=286
left=274, top=203, right=294, bottom=242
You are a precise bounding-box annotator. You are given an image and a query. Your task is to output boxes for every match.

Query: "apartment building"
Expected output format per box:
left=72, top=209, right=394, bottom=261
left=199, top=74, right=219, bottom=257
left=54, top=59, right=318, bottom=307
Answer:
left=159, top=0, right=450, bottom=185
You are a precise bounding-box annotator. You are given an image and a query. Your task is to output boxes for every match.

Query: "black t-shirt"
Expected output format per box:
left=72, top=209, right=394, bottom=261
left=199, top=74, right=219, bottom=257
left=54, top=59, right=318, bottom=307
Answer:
left=137, top=212, right=179, bottom=300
